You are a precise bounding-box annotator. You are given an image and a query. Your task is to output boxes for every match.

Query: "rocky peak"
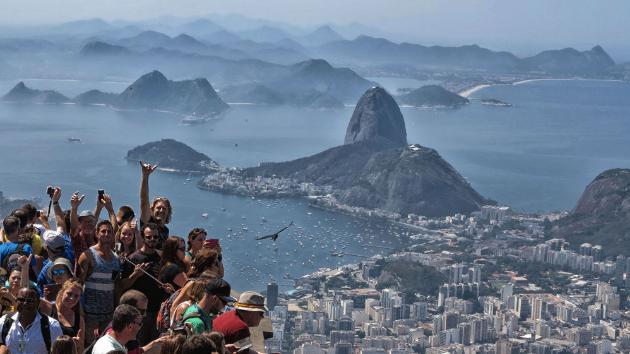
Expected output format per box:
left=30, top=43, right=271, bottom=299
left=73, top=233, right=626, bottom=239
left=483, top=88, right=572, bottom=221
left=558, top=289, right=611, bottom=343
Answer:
left=344, top=87, right=407, bottom=147
left=572, top=168, right=630, bottom=217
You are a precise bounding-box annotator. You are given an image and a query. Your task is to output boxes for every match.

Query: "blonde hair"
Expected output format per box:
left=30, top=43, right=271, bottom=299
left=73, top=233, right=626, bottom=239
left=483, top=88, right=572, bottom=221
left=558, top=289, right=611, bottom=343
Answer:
left=55, top=280, right=83, bottom=312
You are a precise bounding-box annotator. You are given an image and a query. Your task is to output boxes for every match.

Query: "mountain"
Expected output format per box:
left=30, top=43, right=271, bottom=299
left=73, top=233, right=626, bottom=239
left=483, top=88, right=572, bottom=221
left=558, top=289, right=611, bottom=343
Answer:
left=2, top=82, right=70, bottom=104
left=118, top=30, right=172, bottom=49
left=397, top=85, right=469, bottom=107
left=270, top=58, right=375, bottom=102
left=175, top=19, right=225, bottom=37
left=116, top=70, right=229, bottom=117
left=316, top=36, right=520, bottom=70
left=238, top=26, right=292, bottom=43
left=521, top=45, right=615, bottom=75
left=345, top=87, right=407, bottom=146
left=126, top=139, right=219, bottom=174
left=299, top=25, right=344, bottom=46
left=237, top=87, right=488, bottom=217
left=80, top=41, right=131, bottom=56
left=73, top=89, right=118, bottom=105
left=202, top=30, right=242, bottom=45
left=552, top=169, right=630, bottom=256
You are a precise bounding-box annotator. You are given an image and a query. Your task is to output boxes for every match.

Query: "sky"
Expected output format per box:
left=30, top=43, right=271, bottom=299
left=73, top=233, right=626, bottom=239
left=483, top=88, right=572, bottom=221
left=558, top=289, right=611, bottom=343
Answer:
left=3, top=0, right=630, bottom=59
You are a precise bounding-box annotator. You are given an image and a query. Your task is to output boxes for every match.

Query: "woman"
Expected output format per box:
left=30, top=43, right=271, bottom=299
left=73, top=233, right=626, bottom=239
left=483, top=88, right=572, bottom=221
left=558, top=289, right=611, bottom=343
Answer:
left=170, top=279, right=206, bottom=327
left=159, top=236, right=189, bottom=290
left=115, top=220, right=140, bottom=257
left=42, top=280, right=86, bottom=353
left=185, top=228, right=206, bottom=265
left=187, top=248, right=222, bottom=279
left=43, top=257, right=74, bottom=301
left=160, top=334, right=186, bottom=354
left=50, top=335, right=78, bottom=354
left=205, top=332, right=226, bottom=354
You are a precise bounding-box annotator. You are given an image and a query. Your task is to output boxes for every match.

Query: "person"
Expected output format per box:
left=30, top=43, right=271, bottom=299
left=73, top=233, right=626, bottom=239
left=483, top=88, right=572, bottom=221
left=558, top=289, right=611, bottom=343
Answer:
left=205, top=332, right=226, bottom=354
left=19, top=203, right=47, bottom=243
left=187, top=248, right=222, bottom=279
left=212, top=292, right=266, bottom=347
left=42, top=257, right=74, bottom=300
left=92, top=304, right=142, bottom=354
left=140, top=161, right=172, bottom=248
left=117, top=205, right=136, bottom=226
left=181, top=279, right=235, bottom=335
left=123, top=222, right=167, bottom=345
left=115, top=220, right=141, bottom=258
left=70, top=190, right=97, bottom=264
left=105, top=290, right=166, bottom=354
left=50, top=334, right=78, bottom=354
left=202, top=239, right=224, bottom=279
left=159, top=334, right=186, bottom=354
left=41, top=280, right=85, bottom=353
left=77, top=220, right=144, bottom=345
left=36, top=230, right=73, bottom=293
left=8, top=208, right=44, bottom=257
left=185, top=228, right=206, bottom=265
left=0, top=216, right=35, bottom=269
left=170, top=280, right=206, bottom=327
left=181, top=335, right=217, bottom=354
left=0, top=286, right=64, bottom=354
left=159, top=237, right=188, bottom=290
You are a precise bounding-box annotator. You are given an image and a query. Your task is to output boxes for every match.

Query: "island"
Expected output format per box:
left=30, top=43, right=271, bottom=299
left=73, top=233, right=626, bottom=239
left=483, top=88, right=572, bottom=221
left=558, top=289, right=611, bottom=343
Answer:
left=396, top=85, right=469, bottom=108
left=2, top=82, right=71, bottom=104
left=480, top=98, right=512, bottom=107
left=199, top=87, right=490, bottom=217
left=126, top=139, right=220, bottom=174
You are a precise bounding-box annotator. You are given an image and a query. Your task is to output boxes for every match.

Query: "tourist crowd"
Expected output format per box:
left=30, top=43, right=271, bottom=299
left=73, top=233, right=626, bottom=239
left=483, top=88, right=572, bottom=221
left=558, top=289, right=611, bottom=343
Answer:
left=0, top=162, right=267, bottom=354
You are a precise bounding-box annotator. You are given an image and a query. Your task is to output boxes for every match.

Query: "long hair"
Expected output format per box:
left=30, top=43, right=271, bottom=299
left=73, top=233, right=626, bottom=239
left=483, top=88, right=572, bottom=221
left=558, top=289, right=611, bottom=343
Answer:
left=50, top=335, right=77, bottom=354
left=115, top=221, right=137, bottom=255
left=55, top=279, right=83, bottom=313
left=151, top=197, right=172, bottom=224
left=187, top=248, right=219, bottom=278
left=160, top=334, right=186, bottom=354
left=187, top=228, right=206, bottom=253
left=161, top=236, right=187, bottom=272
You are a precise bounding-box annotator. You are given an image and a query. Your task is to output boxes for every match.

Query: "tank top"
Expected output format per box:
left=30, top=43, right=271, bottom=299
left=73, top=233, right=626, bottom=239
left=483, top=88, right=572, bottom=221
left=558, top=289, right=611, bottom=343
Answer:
left=82, top=246, right=120, bottom=316
left=51, top=305, right=81, bottom=337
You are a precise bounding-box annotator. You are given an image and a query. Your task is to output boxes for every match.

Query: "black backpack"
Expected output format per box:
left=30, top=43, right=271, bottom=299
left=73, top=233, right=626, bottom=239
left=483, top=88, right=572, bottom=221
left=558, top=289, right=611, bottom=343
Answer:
left=0, top=312, right=51, bottom=352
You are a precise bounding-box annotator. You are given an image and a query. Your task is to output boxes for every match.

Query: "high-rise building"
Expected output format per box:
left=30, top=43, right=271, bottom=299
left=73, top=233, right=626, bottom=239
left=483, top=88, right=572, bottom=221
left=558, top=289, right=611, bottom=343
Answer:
left=267, top=282, right=279, bottom=311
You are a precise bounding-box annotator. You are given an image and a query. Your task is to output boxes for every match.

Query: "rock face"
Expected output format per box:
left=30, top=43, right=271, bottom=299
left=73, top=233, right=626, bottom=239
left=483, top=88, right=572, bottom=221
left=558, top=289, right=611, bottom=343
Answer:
left=116, top=70, right=229, bottom=117
left=345, top=87, right=407, bottom=147
left=521, top=45, right=615, bottom=75
left=397, top=85, right=469, bottom=107
left=2, top=82, right=70, bottom=103
left=242, top=87, right=488, bottom=217
left=552, top=169, right=630, bottom=256
left=126, top=139, right=219, bottom=174
left=74, top=89, right=118, bottom=105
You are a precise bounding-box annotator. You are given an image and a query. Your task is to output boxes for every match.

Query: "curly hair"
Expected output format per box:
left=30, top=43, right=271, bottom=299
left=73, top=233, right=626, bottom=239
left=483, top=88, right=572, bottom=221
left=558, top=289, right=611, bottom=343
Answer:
left=151, top=197, right=172, bottom=224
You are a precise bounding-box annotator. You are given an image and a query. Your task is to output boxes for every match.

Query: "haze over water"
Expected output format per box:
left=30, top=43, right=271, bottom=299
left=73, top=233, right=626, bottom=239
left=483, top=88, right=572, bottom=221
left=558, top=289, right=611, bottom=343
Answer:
left=1, top=78, right=630, bottom=290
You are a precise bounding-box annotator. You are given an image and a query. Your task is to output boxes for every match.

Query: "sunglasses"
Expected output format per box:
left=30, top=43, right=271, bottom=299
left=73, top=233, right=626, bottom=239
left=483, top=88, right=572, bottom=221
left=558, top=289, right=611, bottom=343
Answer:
left=16, top=297, right=36, bottom=304
left=51, top=269, right=68, bottom=276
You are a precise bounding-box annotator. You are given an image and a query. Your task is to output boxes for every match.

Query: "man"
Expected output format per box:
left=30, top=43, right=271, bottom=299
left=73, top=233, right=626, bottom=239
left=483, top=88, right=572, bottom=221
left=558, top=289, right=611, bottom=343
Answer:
left=36, top=230, right=73, bottom=291
left=71, top=190, right=117, bottom=262
left=182, top=278, right=236, bottom=334
left=0, top=286, right=64, bottom=354
left=122, top=222, right=166, bottom=344
left=0, top=216, right=35, bottom=270
left=92, top=304, right=142, bottom=354
left=212, top=291, right=266, bottom=347
left=105, top=290, right=166, bottom=354
left=140, top=161, right=171, bottom=248
left=77, top=220, right=144, bottom=345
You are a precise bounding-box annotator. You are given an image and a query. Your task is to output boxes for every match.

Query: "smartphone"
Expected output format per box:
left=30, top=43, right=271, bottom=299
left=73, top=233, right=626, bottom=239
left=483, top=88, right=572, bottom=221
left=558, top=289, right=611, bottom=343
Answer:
left=46, top=186, right=54, bottom=198
left=44, top=283, right=62, bottom=301
left=98, top=189, right=105, bottom=199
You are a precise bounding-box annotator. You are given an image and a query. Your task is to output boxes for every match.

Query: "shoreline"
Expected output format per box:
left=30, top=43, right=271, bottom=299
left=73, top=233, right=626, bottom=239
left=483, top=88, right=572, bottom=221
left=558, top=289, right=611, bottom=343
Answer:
left=459, top=77, right=627, bottom=98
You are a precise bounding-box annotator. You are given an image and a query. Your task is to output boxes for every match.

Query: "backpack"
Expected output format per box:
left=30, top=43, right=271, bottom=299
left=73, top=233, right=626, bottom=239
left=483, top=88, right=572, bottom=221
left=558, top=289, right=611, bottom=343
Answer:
left=0, top=312, right=51, bottom=353
left=176, top=304, right=211, bottom=332
left=156, top=288, right=181, bottom=334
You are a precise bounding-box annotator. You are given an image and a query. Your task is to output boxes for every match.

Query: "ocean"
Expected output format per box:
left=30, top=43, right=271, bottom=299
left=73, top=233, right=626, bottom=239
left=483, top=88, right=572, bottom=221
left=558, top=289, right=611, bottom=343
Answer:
left=1, top=78, right=629, bottom=290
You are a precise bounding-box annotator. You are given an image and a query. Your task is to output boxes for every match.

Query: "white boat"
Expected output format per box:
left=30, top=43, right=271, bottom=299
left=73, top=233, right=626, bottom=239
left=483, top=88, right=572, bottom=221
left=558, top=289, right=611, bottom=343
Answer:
left=201, top=213, right=208, bottom=218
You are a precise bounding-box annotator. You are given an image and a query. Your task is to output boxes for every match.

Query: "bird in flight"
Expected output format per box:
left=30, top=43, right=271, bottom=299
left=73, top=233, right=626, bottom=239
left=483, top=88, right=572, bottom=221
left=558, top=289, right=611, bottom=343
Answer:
left=256, top=221, right=294, bottom=241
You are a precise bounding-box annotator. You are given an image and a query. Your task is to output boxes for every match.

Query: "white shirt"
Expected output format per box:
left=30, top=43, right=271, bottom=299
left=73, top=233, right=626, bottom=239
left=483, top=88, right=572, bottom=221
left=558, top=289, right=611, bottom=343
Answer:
left=0, top=312, right=63, bottom=354
left=92, top=334, right=128, bottom=354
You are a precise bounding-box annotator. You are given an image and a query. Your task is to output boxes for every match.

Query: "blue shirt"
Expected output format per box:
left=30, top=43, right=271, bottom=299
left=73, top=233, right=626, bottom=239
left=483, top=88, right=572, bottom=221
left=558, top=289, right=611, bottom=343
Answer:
left=36, top=233, right=75, bottom=292
left=0, top=242, right=34, bottom=267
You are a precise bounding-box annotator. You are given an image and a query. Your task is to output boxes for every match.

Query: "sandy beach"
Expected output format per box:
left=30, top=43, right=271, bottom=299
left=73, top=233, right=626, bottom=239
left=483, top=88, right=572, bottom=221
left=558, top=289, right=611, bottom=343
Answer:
left=458, top=84, right=492, bottom=98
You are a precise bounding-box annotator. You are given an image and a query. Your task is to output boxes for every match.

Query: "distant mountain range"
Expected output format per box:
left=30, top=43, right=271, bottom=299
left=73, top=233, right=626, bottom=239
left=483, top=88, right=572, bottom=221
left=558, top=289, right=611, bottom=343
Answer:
left=2, top=70, right=229, bottom=117
left=552, top=169, right=630, bottom=256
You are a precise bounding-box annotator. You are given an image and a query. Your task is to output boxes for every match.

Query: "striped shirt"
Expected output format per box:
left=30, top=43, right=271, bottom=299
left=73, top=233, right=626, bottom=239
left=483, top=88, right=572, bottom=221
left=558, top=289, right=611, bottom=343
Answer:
left=82, top=246, right=120, bottom=317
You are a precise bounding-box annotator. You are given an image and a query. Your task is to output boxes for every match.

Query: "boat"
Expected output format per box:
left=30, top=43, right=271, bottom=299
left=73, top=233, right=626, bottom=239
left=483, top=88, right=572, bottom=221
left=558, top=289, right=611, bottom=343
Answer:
left=67, top=137, right=81, bottom=143
left=201, top=213, right=208, bottom=218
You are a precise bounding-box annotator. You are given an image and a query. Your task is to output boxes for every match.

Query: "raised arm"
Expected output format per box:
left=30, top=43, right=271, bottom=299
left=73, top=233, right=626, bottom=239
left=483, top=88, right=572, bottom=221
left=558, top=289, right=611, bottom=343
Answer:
left=100, top=193, right=118, bottom=234
left=70, top=191, right=85, bottom=236
left=51, top=187, right=66, bottom=233
left=140, top=161, right=158, bottom=224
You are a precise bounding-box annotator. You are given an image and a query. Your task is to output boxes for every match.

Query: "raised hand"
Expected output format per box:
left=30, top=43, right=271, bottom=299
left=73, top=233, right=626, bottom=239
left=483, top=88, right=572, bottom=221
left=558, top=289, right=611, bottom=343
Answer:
left=70, top=191, right=85, bottom=209
left=52, top=186, right=62, bottom=203
left=140, top=161, right=158, bottom=176
left=101, top=193, right=114, bottom=211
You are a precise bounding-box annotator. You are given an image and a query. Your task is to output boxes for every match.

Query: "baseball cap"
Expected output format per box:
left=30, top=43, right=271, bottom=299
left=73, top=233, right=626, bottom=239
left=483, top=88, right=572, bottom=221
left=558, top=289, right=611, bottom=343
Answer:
left=78, top=210, right=95, bottom=220
left=43, top=230, right=66, bottom=251
left=206, top=278, right=237, bottom=303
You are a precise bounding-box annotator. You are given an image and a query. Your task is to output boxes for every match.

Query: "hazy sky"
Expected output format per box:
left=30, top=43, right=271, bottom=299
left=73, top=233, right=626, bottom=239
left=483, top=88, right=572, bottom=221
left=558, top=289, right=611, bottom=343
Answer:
left=4, top=0, right=630, bottom=58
